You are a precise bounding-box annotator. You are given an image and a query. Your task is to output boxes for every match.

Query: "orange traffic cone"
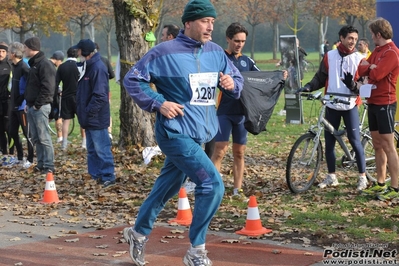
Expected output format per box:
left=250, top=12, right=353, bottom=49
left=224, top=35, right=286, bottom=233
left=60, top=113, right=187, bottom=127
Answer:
left=236, top=196, right=272, bottom=236
left=40, top=172, right=61, bottom=204
left=168, top=187, right=192, bottom=226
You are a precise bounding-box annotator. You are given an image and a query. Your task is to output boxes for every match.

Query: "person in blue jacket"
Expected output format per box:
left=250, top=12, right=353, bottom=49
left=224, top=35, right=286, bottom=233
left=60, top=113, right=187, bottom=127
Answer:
left=73, top=39, right=116, bottom=189
left=122, top=1, right=243, bottom=265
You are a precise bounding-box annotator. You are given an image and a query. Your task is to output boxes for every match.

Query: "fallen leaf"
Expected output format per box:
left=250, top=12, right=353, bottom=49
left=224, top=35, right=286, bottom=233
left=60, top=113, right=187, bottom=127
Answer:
left=65, top=238, right=79, bottom=243
left=93, top=253, right=108, bottom=256
left=220, top=239, right=240, bottom=244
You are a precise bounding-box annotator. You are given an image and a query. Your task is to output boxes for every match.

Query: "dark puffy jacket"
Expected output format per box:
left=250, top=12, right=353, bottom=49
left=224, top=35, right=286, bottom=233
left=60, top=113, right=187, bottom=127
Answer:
left=24, top=51, right=56, bottom=108
left=76, top=52, right=110, bottom=130
left=0, top=59, right=11, bottom=101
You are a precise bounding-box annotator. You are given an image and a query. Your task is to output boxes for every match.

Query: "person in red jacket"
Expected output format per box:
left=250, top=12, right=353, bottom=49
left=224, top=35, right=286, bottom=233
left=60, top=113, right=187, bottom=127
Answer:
left=357, top=17, right=399, bottom=200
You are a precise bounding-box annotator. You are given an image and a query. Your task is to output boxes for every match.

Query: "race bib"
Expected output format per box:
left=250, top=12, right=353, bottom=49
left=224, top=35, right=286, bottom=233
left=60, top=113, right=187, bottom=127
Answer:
left=189, top=72, right=218, bottom=105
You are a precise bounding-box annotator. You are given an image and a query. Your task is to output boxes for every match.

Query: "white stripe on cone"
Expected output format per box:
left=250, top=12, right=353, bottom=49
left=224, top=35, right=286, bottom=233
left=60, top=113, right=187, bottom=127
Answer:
left=246, top=207, right=261, bottom=220
left=178, top=197, right=190, bottom=210
left=45, top=181, right=56, bottom=191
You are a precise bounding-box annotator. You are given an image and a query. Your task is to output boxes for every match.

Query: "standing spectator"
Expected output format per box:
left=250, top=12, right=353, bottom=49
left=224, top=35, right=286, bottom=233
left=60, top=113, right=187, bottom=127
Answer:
left=323, top=40, right=330, bottom=55
left=55, top=47, right=80, bottom=151
left=0, top=42, right=12, bottom=161
left=358, top=18, right=399, bottom=200
left=297, top=38, right=307, bottom=82
left=320, top=40, right=326, bottom=57
left=94, top=43, right=115, bottom=80
left=24, top=37, right=56, bottom=174
left=211, top=22, right=260, bottom=201
left=49, top=51, right=64, bottom=143
left=94, top=43, right=115, bottom=140
left=357, top=38, right=372, bottom=59
left=160, top=24, right=180, bottom=42
left=73, top=39, right=116, bottom=188
left=332, top=40, right=340, bottom=50
left=8, top=42, right=33, bottom=167
left=122, top=0, right=243, bottom=265
left=297, top=25, right=367, bottom=191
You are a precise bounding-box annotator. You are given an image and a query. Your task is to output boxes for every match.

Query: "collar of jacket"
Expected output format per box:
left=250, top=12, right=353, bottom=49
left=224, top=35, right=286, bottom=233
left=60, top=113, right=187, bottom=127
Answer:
left=85, top=52, right=101, bottom=68
left=28, top=51, right=45, bottom=67
left=337, top=44, right=356, bottom=57
left=177, top=31, right=204, bottom=48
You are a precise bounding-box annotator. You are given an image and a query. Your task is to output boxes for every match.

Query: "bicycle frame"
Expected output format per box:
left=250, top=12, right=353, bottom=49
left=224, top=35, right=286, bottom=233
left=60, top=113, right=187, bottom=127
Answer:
left=304, top=92, right=358, bottom=166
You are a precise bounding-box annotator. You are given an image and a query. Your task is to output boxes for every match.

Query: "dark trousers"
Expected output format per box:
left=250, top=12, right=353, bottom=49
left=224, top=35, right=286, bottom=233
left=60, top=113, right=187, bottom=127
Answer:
left=9, top=109, right=34, bottom=162
left=0, top=100, right=10, bottom=154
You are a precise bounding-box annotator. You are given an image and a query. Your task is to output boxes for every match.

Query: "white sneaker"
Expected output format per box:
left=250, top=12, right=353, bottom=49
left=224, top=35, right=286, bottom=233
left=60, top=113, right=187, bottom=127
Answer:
left=319, top=174, right=339, bottom=188
left=23, top=160, right=32, bottom=169
left=61, top=140, right=69, bottom=151
left=183, top=248, right=212, bottom=266
left=357, top=175, right=368, bottom=191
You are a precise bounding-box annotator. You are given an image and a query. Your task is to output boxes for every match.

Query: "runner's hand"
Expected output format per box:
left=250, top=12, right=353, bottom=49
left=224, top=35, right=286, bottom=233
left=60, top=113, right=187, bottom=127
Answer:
left=160, top=101, right=184, bottom=119
left=219, top=72, right=234, bottom=91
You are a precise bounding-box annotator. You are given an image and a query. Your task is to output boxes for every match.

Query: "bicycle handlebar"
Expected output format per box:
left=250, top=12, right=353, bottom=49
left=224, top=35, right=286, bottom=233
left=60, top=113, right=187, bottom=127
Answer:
left=300, top=91, right=350, bottom=105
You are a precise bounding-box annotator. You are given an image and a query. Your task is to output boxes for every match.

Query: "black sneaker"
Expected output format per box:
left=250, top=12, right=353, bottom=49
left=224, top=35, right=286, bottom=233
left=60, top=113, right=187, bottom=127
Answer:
left=102, top=180, right=116, bottom=189
left=41, top=168, right=54, bottom=175
left=34, top=166, right=43, bottom=172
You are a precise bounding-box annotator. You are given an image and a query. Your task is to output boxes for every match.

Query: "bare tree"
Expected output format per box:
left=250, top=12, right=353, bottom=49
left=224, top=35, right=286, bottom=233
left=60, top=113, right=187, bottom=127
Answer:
left=97, top=3, right=115, bottom=61
left=357, top=0, right=376, bottom=37
left=305, top=0, right=336, bottom=60
left=69, top=0, right=107, bottom=40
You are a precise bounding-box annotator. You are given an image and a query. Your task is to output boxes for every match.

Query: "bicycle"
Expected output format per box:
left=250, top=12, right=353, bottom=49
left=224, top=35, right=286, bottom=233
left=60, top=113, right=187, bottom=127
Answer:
left=285, top=91, right=393, bottom=193
left=48, top=117, right=75, bottom=136
left=302, top=59, right=315, bottom=73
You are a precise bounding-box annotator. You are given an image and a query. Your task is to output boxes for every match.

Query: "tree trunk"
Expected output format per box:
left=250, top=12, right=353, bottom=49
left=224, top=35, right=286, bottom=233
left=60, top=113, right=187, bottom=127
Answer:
left=112, top=0, right=156, bottom=148
left=107, top=31, right=112, bottom=62
left=80, top=23, right=85, bottom=40
left=250, top=24, right=256, bottom=60
left=272, top=20, right=278, bottom=60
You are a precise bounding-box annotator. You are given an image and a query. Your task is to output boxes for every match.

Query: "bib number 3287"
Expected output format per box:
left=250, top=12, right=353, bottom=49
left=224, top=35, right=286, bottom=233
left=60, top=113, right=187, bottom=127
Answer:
left=189, top=72, right=218, bottom=106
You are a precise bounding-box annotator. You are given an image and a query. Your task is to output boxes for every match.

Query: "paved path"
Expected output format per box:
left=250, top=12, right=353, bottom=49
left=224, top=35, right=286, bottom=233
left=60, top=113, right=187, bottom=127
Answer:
left=0, top=207, right=325, bottom=266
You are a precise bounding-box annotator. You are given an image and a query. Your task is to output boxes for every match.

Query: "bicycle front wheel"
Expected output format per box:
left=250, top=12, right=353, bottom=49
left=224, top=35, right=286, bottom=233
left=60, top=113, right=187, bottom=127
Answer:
left=308, top=61, right=315, bottom=72
left=286, top=133, right=322, bottom=193
left=68, top=117, right=75, bottom=136
left=48, top=119, right=57, bottom=135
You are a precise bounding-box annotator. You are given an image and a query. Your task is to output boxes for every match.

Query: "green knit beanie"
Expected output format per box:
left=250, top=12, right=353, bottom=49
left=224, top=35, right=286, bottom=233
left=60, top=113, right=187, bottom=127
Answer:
left=181, top=0, right=217, bottom=24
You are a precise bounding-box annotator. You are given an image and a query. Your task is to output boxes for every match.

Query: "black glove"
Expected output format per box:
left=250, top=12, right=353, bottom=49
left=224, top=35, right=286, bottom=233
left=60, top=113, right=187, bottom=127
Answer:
left=342, top=72, right=357, bottom=92
left=295, top=86, right=310, bottom=94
